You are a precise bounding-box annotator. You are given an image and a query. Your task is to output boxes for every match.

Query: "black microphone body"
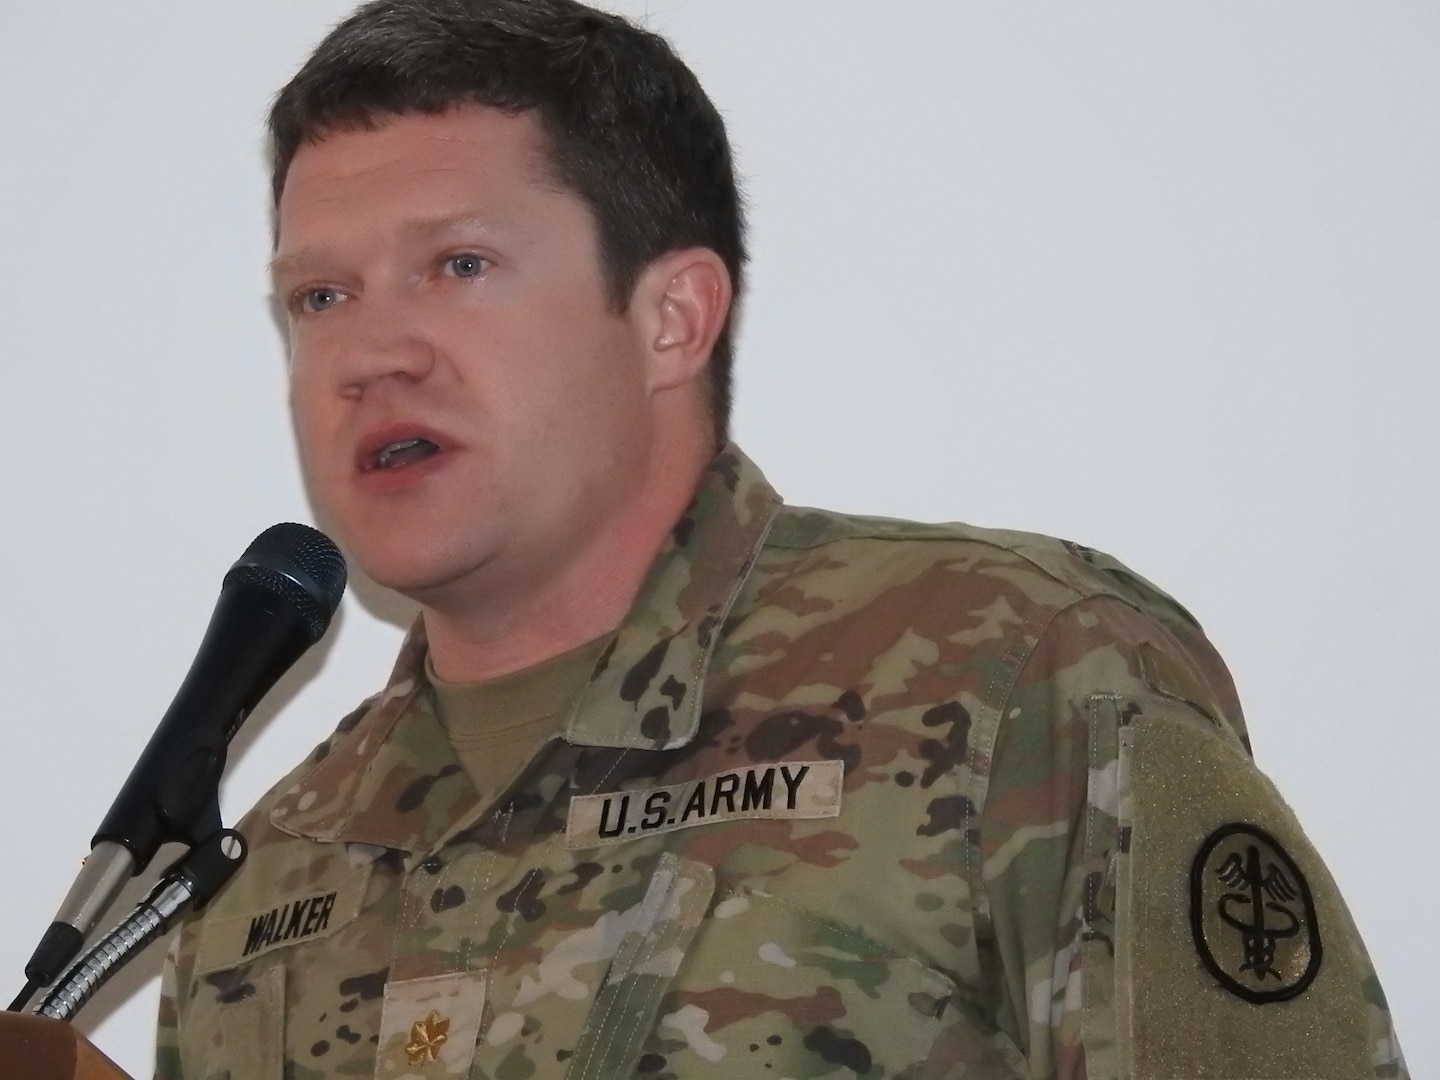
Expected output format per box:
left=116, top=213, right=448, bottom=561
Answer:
left=95, top=522, right=346, bottom=870
left=92, top=579, right=314, bottom=865
left=13, top=523, right=346, bottom=1002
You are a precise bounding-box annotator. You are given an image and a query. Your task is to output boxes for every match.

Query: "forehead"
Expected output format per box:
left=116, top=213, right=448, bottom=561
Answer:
left=276, top=106, right=564, bottom=248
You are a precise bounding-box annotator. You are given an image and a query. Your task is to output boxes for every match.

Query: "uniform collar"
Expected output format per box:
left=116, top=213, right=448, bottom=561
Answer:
left=269, top=445, right=781, bottom=850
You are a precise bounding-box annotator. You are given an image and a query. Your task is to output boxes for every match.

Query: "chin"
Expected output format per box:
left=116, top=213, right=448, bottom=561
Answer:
left=350, top=539, right=488, bottom=604
left=358, top=557, right=456, bottom=598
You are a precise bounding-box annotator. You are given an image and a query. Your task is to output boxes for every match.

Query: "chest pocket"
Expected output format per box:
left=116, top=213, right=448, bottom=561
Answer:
left=179, top=964, right=286, bottom=1080
left=560, top=855, right=965, bottom=1079
left=180, top=845, right=375, bottom=1079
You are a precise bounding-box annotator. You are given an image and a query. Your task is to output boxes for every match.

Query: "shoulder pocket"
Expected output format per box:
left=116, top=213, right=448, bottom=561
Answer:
left=1091, top=691, right=1383, bottom=1079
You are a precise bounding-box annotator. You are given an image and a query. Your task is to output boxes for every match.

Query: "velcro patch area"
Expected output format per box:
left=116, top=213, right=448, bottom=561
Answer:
left=1124, top=698, right=1373, bottom=1078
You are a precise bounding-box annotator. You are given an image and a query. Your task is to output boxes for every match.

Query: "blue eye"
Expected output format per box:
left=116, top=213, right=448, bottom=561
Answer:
left=298, top=287, right=342, bottom=314
left=446, top=253, right=487, bottom=278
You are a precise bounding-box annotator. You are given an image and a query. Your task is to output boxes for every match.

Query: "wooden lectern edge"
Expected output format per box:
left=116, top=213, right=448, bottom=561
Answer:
left=0, top=1012, right=134, bottom=1080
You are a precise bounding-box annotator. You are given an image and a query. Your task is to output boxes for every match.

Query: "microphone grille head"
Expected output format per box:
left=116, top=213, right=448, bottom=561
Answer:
left=224, top=523, right=348, bottom=642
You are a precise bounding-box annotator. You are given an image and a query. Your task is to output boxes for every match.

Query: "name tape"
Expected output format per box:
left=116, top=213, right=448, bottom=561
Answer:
left=196, top=863, right=370, bottom=973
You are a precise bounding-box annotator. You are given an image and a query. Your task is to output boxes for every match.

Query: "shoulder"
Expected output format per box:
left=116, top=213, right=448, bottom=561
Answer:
left=761, top=503, right=1204, bottom=637
left=739, top=502, right=1247, bottom=748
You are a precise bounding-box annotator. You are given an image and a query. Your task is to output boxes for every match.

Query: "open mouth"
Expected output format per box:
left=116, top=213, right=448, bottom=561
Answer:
left=372, top=438, right=440, bottom=470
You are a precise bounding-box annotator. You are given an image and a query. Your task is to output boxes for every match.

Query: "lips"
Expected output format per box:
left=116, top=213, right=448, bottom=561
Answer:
left=355, top=424, right=456, bottom=474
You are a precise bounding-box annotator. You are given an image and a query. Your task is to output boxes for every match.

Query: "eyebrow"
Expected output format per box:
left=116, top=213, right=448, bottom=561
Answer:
left=268, top=211, right=526, bottom=282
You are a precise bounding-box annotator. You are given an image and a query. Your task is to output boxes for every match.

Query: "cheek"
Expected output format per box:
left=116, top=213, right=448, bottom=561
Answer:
left=287, top=373, right=338, bottom=471
left=480, top=319, right=626, bottom=426
left=287, top=381, right=318, bottom=444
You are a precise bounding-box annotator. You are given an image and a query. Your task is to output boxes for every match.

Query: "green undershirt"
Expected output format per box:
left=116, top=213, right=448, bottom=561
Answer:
left=424, top=635, right=611, bottom=806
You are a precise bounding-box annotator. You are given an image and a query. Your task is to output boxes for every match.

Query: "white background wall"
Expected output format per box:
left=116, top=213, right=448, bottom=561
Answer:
left=1, top=3, right=1433, bottom=1076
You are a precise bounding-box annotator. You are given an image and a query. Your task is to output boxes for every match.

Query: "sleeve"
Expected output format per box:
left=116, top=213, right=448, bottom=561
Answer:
left=979, top=595, right=1407, bottom=1080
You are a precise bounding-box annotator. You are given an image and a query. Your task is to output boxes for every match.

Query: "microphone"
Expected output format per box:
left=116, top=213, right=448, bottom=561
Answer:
left=18, top=523, right=347, bottom=997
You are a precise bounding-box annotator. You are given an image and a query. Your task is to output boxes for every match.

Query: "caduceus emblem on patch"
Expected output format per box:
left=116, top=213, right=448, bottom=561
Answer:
left=1189, top=823, right=1322, bottom=1003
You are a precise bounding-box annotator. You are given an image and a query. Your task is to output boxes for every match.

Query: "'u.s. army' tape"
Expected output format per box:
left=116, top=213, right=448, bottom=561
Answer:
left=565, top=760, right=844, bottom=849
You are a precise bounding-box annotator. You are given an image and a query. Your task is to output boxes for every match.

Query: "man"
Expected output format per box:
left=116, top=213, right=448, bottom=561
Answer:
left=156, top=1, right=1407, bottom=1077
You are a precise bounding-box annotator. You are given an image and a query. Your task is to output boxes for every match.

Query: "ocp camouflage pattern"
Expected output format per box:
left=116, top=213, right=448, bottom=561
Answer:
left=156, top=447, right=1407, bottom=1078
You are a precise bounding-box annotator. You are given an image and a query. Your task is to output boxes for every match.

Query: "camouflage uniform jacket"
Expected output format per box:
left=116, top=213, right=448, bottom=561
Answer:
left=157, top=447, right=1406, bottom=1080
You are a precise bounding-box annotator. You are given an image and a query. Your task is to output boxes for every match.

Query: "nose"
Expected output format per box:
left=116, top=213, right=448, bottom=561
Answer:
left=329, top=295, right=437, bottom=400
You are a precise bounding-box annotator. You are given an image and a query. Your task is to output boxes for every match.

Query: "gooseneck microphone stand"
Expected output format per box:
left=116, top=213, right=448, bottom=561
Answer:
left=0, top=523, right=346, bottom=1078
left=0, top=831, right=247, bottom=1080
left=32, top=830, right=247, bottom=1022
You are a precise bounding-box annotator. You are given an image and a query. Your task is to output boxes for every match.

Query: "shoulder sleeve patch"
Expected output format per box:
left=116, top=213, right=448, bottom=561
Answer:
left=1114, top=697, right=1379, bottom=1078
left=1190, top=822, right=1321, bottom=1004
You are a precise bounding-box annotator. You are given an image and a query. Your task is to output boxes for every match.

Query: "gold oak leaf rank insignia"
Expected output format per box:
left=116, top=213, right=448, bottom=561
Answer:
left=406, top=1011, right=451, bottom=1065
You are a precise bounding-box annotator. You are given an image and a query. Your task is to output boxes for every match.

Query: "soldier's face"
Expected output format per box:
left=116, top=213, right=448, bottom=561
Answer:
left=275, top=106, right=659, bottom=608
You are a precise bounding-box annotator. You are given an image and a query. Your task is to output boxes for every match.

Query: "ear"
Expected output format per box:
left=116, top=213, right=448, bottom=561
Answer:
left=632, top=248, right=732, bottom=394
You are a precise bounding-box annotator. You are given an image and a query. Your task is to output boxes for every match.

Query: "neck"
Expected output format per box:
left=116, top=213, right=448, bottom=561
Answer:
left=420, top=432, right=714, bottom=683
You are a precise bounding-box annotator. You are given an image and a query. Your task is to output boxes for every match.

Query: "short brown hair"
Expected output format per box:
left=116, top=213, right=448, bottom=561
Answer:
left=269, top=0, right=746, bottom=444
